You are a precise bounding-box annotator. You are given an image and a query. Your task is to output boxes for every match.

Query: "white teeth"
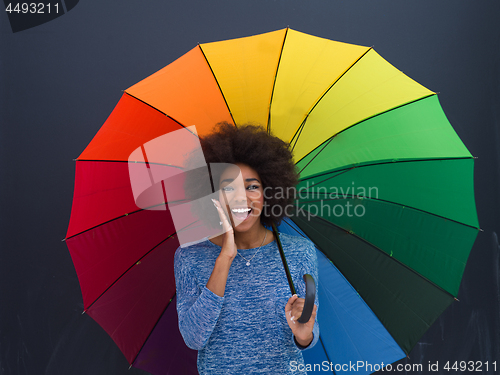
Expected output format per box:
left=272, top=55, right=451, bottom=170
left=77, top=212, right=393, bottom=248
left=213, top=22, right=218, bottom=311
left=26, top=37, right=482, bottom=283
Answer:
left=231, top=208, right=251, bottom=213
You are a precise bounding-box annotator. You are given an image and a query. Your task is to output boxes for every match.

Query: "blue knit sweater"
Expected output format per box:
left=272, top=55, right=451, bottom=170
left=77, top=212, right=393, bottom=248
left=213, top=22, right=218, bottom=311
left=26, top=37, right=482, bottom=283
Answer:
left=174, top=233, right=319, bottom=374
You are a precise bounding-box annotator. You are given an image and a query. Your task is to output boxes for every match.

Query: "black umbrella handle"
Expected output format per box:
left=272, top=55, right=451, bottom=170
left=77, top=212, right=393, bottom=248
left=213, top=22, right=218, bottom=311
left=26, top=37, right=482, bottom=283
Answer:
left=297, top=274, right=316, bottom=323
left=271, top=224, right=316, bottom=323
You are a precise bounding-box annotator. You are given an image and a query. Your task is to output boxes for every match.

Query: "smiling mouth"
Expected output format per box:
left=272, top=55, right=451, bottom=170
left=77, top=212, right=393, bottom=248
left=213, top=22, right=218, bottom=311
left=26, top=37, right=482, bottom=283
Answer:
left=231, top=207, right=252, bottom=221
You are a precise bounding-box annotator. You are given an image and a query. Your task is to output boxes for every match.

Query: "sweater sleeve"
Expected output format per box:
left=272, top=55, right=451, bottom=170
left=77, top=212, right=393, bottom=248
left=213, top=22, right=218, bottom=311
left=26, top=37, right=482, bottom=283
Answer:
left=293, top=240, right=320, bottom=351
left=174, top=248, right=224, bottom=350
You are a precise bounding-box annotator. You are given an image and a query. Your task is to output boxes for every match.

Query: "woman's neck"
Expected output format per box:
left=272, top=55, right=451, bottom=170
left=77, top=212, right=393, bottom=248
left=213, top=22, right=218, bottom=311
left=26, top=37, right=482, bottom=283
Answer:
left=233, top=225, right=268, bottom=249
left=209, top=224, right=274, bottom=249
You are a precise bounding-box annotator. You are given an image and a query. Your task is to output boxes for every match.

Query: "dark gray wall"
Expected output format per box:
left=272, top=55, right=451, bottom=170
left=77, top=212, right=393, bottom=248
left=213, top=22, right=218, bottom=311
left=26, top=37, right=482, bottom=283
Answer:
left=1, top=1, right=498, bottom=374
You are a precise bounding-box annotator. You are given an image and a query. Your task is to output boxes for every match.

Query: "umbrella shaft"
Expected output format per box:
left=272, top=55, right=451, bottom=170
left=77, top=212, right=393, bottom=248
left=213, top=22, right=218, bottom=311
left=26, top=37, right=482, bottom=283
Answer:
left=272, top=223, right=296, bottom=295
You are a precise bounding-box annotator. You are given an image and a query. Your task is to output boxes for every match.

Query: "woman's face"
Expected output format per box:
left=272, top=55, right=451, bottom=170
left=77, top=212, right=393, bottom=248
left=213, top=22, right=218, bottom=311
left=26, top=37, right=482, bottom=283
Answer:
left=218, top=163, right=264, bottom=233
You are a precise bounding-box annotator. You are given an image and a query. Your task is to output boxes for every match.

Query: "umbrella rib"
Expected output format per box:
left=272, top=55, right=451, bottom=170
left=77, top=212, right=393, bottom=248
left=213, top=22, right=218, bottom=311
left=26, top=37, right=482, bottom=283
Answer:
left=292, top=214, right=454, bottom=348
left=281, top=218, right=307, bottom=238
left=83, top=220, right=202, bottom=311
left=277, top=221, right=336, bottom=372
left=65, top=207, right=144, bottom=241
left=198, top=44, right=236, bottom=126
left=294, top=93, right=436, bottom=168
left=83, top=230, right=178, bottom=312
left=294, top=211, right=459, bottom=301
left=64, top=200, right=189, bottom=240
left=289, top=47, right=373, bottom=152
left=266, top=27, right=289, bottom=134
left=318, top=335, right=335, bottom=374
left=296, top=192, right=479, bottom=231
left=300, top=165, right=352, bottom=186
left=122, top=92, right=192, bottom=131
left=65, top=159, right=206, bottom=241
left=296, top=134, right=338, bottom=175
left=281, top=219, right=402, bottom=364
left=319, top=285, right=367, bottom=365
left=131, top=293, right=177, bottom=367
left=299, top=155, right=474, bottom=184
left=206, top=162, right=216, bottom=193
left=285, top=218, right=414, bottom=357
left=290, top=118, right=308, bottom=152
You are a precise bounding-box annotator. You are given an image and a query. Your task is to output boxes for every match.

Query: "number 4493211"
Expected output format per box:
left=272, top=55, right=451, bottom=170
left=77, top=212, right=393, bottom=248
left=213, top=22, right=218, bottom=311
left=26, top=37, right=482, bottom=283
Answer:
left=444, top=361, right=497, bottom=372
left=5, top=3, right=60, bottom=14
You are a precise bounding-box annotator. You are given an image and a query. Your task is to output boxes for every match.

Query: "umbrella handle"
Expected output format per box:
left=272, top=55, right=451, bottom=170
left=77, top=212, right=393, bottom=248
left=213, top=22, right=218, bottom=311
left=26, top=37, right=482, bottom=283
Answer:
left=297, top=274, right=316, bottom=323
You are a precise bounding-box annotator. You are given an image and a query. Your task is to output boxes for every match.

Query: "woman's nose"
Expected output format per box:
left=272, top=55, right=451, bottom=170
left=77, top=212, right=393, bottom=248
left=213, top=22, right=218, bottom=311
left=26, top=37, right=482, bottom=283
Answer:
left=233, top=185, right=247, bottom=204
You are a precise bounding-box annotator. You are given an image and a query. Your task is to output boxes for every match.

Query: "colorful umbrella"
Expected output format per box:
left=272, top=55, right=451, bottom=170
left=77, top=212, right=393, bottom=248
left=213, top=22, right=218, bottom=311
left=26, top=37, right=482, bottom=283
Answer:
left=65, top=28, right=479, bottom=374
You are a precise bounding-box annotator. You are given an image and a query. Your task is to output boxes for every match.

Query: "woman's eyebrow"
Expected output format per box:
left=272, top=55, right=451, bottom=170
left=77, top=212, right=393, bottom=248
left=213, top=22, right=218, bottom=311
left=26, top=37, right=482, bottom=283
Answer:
left=220, top=177, right=261, bottom=184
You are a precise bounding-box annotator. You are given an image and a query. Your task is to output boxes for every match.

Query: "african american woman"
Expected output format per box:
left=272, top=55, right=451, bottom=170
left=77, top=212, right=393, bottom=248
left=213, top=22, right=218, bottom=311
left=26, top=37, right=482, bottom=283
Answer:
left=174, top=122, right=319, bottom=374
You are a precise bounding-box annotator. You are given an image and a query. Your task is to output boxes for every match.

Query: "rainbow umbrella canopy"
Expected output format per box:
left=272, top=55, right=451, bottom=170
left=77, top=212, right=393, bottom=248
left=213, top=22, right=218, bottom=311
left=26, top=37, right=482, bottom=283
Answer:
left=66, top=28, right=479, bottom=374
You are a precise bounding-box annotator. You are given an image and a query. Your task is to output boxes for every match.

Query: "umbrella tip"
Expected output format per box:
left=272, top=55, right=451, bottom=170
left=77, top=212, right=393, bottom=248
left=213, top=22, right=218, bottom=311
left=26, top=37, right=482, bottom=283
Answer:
left=81, top=310, right=86, bottom=315
left=61, top=238, right=66, bottom=242
left=454, top=297, right=460, bottom=302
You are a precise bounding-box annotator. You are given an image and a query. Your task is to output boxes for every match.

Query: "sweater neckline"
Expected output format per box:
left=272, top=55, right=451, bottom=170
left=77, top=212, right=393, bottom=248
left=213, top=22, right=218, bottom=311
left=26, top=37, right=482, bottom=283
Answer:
left=205, top=237, right=277, bottom=251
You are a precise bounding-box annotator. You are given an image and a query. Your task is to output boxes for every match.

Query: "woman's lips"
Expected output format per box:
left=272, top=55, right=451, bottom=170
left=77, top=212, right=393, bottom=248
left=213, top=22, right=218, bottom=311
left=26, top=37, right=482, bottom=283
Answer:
left=231, top=207, right=251, bottom=221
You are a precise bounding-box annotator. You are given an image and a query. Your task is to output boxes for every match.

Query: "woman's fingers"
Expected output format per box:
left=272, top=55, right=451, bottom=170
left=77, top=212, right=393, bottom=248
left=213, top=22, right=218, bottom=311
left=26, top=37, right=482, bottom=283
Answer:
left=212, top=199, right=232, bottom=232
left=286, top=295, right=307, bottom=323
left=291, top=301, right=304, bottom=321
left=285, top=295, right=298, bottom=313
left=286, top=296, right=317, bottom=324
left=212, top=198, right=237, bottom=260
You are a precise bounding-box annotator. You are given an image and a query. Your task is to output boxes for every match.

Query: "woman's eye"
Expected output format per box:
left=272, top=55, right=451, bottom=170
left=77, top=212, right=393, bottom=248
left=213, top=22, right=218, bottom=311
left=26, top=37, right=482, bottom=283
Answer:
left=222, top=186, right=234, bottom=192
left=247, top=185, right=260, bottom=190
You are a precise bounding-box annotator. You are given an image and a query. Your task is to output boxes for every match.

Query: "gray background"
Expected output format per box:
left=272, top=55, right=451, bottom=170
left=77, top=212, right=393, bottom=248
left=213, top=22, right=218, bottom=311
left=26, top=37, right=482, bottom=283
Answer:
left=1, top=1, right=499, bottom=374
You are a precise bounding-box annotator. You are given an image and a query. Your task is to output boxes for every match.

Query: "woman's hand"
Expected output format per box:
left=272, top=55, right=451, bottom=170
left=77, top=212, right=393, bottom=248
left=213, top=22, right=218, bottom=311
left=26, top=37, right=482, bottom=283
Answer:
left=211, top=198, right=237, bottom=261
left=285, top=294, right=317, bottom=348
left=206, top=199, right=237, bottom=297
